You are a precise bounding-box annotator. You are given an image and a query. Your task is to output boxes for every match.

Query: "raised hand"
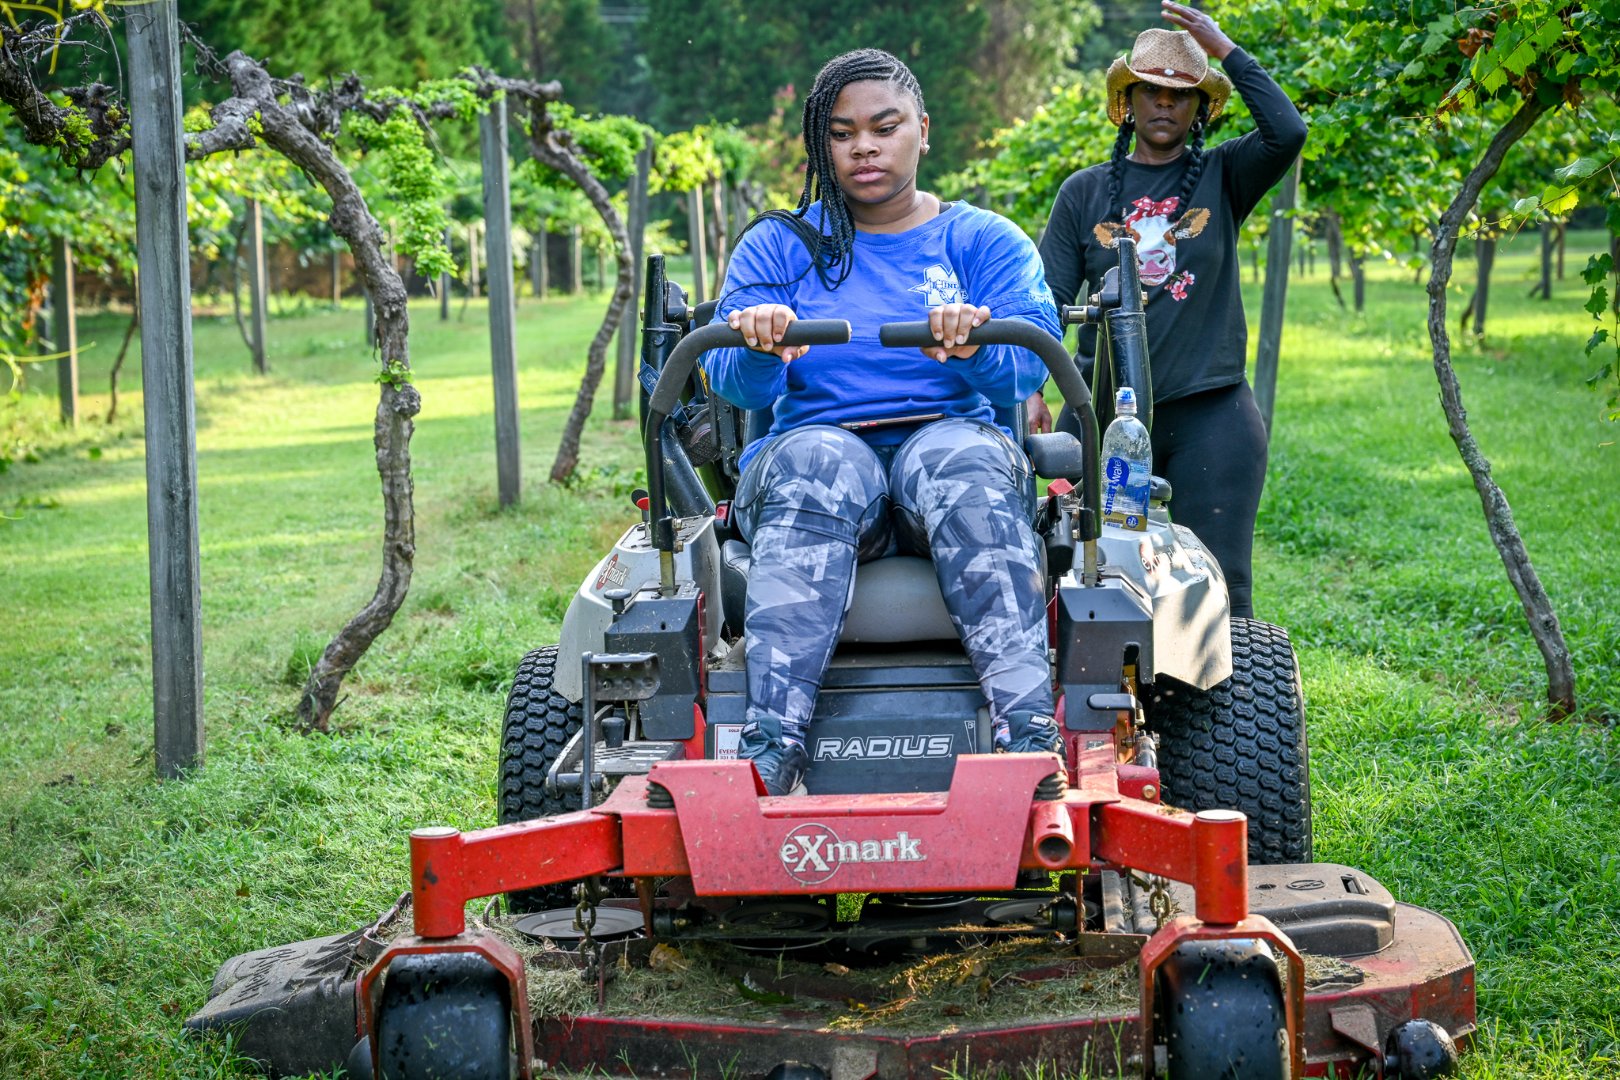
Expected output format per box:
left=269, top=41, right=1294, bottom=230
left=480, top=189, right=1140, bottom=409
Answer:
left=1160, top=1, right=1236, bottom=61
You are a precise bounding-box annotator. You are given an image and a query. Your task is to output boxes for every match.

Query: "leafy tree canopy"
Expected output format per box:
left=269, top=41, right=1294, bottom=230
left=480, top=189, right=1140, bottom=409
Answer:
left=640, top=0, right=1099, bottom=180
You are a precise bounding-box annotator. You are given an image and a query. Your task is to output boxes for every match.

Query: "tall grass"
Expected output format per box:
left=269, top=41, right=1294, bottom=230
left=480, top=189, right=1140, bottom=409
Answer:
left=0, top=232, right=1614, bottom=1078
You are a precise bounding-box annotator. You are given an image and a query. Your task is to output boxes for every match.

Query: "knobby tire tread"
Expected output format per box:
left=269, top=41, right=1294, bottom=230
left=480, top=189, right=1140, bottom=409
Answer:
left=498, top=645, right=583, bottom=911
left=1147, top=617, right=1312, bottom=864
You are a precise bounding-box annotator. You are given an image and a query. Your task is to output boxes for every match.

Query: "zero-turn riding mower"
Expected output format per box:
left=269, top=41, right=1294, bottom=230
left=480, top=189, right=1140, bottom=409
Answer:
left=188, top=239, right=1474, bottom=1079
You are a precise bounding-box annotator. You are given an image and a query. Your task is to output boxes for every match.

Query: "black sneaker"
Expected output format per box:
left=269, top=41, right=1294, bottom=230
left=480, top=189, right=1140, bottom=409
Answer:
left=746, top=740, right=809, bottom=796
left=1003, top=711, right=1062, bottom=755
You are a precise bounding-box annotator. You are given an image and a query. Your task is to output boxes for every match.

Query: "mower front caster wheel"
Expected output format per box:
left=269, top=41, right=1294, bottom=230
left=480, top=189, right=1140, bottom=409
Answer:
left=1385, top=1018, right=1460, bottom=1078
left=1155, top=938, right=1288, bottom=1080
left=373, top=953, right=514, bottom=1080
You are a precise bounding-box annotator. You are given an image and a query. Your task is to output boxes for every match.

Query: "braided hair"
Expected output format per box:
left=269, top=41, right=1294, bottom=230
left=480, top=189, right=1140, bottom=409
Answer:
left=1104, top=93, right=1210, bottom=224
left=738, top=48, right=926, bottom=292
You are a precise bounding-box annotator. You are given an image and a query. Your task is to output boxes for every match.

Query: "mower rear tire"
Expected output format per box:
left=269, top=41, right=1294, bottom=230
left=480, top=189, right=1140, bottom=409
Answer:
left=1156, top=938, right=1288, bottom=1080
left=1146, top=617, right=1312, bottom=864
left=375, top=953, right=513, bottom=1080
left=499, top=645, right=583, bottom=913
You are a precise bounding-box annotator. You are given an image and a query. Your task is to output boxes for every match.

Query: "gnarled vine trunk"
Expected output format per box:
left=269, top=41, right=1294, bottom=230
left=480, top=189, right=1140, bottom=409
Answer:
left=206, top=53, right=423, bottom=732
left=1424, top=94, right=1575, bottom=719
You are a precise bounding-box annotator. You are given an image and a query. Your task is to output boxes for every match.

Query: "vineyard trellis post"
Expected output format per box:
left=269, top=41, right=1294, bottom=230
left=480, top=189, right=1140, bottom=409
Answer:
left=687, top=184, right=707, bottom=306
left=569, top=223, right=582, bottom=292
left=50, top=235, right=78, bottom=425
left=439, top=225, right=451, bottom=321
left=246, top=196, right=268, bottom=372
left=1254, top=158, right=1300, bottom=434
left=480, top=95, right=522, bottom=507
left=612, top=142, right=650, bottom=420
left=126, top=0, right=204, bottom=777
left=541, top=231, right=554, bottom=299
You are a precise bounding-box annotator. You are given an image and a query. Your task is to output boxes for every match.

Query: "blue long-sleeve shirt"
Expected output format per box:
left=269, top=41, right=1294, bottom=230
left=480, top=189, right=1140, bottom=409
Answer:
left=704, top=201, right=1058, bottom=470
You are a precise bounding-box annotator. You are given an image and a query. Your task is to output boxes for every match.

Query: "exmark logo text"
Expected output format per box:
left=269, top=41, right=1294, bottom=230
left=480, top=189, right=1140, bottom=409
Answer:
left=813, top=735, right=954, bottom=761
left=778, top=823, right=926, bottom=885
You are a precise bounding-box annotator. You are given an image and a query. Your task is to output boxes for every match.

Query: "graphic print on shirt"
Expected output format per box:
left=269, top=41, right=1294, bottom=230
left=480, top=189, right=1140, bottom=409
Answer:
left=910, top=264, right=966, bottom=306
left=1092, top=196, right=1210, bottom=302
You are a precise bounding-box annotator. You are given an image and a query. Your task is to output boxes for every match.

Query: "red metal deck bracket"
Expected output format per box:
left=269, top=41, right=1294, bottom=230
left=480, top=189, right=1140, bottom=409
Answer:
left=1092, top=803, right=1249, bottom=924
left=410, top=813, right=622, bottom=938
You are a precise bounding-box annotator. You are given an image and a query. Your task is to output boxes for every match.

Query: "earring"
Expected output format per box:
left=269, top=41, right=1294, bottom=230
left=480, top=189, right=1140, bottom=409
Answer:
left=1124, top=111, right=1135, bottom=124
left=921, top=142, right=929, bottom=153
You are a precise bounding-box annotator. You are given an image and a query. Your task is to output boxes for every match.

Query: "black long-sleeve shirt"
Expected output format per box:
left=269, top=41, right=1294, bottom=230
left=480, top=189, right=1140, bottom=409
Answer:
left=1038, top=48, right=1307, bottom=404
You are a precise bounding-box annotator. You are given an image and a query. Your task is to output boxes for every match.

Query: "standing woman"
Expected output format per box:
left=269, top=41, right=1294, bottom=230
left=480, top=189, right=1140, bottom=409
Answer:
left=1038, top=2, right=1306, bottom=619
left=705, top=49, right=1063, bottom=796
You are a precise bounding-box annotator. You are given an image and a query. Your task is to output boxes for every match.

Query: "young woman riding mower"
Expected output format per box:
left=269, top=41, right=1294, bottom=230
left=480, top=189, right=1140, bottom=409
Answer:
left=704, top=49, right=1063, bottom=796
left=1037, top=2, right=1307, bottom=620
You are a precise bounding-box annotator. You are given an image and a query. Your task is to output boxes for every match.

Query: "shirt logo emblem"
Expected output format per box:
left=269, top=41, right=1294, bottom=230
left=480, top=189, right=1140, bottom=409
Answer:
left=910, top=264, right=965, bottom=306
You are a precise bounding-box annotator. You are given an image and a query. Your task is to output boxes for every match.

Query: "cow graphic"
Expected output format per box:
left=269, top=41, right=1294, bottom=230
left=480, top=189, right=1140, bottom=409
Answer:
left=1094, top=196, right=1210, bottom=299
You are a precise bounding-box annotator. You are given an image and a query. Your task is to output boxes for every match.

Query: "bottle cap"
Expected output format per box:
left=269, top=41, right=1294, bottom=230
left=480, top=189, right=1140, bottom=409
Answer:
left=1115, top=386, right=1137, bottom=413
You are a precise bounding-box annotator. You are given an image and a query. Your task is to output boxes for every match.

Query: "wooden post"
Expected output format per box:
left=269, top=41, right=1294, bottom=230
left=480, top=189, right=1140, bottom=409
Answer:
left=1350, top=255, right=1366, bottom=312
left=480, top=97, right=522, bottom=508
left=439, top=225, right=451, bottom=322
left=330, top=247, right=341, bottom=307
left=246, top=197, right=268, bottom=373
left=1325, top=210, right=1343, bottom=281
left=1474, top=234, right=1495, bottom=338
left=1556, top=220, right=1566, bottom=280
left=569, top=224, right=583, bottom=293
left=613, top=144, right=651, bottom=420
left=530, top=233, right=545, bottom=300
left=1252, top=160, right=1298, bottom=435
left=595, top=244, right=605, bottom=293
left=127, top=0, right=203, bottom=778
left=536, top=219, right=550, bottom=299
left=50, top=236, right=79, bottom=426
left=711, top=177, right=730, bottom=287
left=1537, top=218, right=1552, bottom=300
left=687, top=184, right=708, bottom=306
left=467, top=222, right=481, bottom=299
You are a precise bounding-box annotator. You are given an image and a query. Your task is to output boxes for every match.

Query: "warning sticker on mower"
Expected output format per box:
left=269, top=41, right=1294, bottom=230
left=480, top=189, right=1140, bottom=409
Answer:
left=713, top=724, right=742, bottom=760
left=778, top=823, right=926, bottom=885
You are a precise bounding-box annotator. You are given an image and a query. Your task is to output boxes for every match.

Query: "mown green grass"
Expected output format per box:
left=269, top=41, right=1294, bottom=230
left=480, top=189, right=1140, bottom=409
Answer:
left=1, top=233, right=1615, bottom=1078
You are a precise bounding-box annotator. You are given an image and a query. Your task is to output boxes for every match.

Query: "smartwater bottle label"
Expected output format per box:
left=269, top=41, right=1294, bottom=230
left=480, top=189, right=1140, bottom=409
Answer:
left=1103, top=458, right=1149, bottom=531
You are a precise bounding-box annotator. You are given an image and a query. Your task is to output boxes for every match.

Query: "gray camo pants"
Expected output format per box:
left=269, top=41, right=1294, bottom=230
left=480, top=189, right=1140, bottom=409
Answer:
left=734, top=419, right=1052, bottom=749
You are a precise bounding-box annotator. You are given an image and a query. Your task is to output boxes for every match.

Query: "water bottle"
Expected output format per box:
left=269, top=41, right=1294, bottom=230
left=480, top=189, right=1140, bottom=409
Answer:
left=1101, top=386, right=1151, bottom=532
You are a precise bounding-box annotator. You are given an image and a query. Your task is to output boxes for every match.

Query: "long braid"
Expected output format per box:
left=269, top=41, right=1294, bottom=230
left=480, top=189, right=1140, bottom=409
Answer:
left=736, top=49, right=925, bottom=292
left=1103, top=117, right=1136, bottom=221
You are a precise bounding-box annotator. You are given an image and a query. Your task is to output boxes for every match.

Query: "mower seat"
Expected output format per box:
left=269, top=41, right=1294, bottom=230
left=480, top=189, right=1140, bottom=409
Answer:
left=721, top=542, right=956, bottom=643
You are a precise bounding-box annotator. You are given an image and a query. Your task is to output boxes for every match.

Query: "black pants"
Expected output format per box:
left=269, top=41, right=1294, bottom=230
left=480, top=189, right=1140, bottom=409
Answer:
left=1148, top=381, right=1268, bottom=619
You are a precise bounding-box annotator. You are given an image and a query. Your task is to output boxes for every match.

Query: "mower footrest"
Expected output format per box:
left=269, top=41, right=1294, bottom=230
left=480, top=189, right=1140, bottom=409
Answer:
left=550, top=735, right=684, bottom=792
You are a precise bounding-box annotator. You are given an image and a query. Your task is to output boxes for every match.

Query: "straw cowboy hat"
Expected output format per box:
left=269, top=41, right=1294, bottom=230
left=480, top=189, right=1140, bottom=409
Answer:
left=1105, top=28, right=1232, bottom=126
